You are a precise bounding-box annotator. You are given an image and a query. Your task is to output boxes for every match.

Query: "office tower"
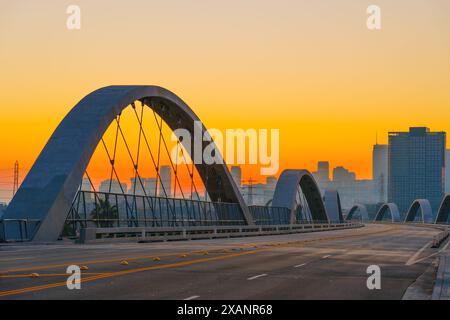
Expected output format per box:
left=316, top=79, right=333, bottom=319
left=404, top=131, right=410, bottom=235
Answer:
left=445, top=150, right=450, bottom=193
left=231, top=166, right=242, bottom=188
left=372, top=144, right=388, bottom=202
left=388, top=127, right=445, bottom=213
left=99, top=179, right=128, bottom=194
left=159, top=165, right=172, bottom=197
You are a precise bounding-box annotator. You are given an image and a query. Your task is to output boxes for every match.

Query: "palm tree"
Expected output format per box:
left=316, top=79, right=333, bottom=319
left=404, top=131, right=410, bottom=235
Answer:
left=90, top=197, right=119, bottom=228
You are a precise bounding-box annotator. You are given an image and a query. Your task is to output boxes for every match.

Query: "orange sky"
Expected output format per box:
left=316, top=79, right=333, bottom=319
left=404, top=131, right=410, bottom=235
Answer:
left=1, top=1, right=450, bottom=201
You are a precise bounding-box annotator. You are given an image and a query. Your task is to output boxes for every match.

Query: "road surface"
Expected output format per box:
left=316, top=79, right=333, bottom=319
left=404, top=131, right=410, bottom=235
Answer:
left=0, top=223, right=447, bottom=299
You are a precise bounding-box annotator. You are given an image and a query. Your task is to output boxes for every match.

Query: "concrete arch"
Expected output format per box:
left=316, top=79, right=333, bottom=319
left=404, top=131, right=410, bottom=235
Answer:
left=435, top=193, right=450, bottom=224
left=323, top=190, right=343, bottom=223
left=404, top=199, right=433, bottom=223
left=272, top=169, right=328, bottom=224
left=346, top=204, right=369, bottom=222
left=3, top=86, right=251, bottom=241
left=374, top=203, right=401, bottom=223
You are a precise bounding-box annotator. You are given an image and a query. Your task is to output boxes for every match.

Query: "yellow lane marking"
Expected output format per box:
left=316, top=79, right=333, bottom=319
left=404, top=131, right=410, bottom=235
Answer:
left=0, top=272, right=108, bottom=278
left=0, top=248, right=267, bottom=297
left=0, top=249, right=225, bottom=274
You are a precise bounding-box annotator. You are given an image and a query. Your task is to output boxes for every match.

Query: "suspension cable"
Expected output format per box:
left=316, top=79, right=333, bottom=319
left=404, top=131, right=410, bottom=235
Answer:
left=108, top=114, right=121, bottom=193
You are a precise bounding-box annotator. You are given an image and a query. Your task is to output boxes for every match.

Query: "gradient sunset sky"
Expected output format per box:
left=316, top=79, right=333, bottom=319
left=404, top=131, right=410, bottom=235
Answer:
left=1, top=0, right=450, bottom=200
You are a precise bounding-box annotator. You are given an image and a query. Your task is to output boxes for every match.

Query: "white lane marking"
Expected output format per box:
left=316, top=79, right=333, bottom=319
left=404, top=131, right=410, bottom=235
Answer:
left=294, top=263, right=307, bottom=268
left=408, top=237, right=450, bottom=266
left=322, top=255, right=331, bottom=259
left=247, top=274, right=268, bottom=280
left=184, top=295, right=200, bottom=300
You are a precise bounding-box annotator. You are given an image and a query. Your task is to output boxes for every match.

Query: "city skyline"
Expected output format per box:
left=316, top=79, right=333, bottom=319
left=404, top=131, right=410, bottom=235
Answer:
left=2, top=128, right=450, bottom=205
left=1, top=1, right=450, bottom=191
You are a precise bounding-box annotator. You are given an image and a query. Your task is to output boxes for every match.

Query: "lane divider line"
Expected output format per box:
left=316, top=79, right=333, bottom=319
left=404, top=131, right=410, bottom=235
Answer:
left=294, top=263, right=307, bottom=268
left=247, top=274, right=268, bottom=280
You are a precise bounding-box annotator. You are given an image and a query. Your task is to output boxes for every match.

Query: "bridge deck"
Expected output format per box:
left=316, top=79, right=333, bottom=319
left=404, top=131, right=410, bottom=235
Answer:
left=0, top=224, right=446, bottom=299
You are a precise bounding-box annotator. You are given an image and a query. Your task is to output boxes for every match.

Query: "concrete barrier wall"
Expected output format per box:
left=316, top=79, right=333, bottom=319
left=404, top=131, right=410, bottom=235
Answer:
left=79, top=222, right=363, bottom=243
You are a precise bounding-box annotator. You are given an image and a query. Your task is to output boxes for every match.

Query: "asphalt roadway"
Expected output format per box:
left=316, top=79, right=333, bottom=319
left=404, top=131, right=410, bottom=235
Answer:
left=0, top=223, right=448, bottom=300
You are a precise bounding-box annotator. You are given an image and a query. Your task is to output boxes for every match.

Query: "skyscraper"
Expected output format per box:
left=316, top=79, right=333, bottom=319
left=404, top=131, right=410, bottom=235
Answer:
left=445, top=150, right=450, bottom=193
left=372, top=144, right=388, bottom=202
left=388, top=127, right=445, bottom=213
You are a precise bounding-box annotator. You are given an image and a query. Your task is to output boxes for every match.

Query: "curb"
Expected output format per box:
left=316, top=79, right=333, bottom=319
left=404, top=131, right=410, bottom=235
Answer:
left=432, top=253, right=450, bottom=300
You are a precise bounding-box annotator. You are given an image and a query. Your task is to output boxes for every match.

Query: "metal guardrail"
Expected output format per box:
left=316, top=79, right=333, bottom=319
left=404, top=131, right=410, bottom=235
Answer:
left=432, top=227, right=449, bottom=248
left=78, top=222, right=363, bottom=243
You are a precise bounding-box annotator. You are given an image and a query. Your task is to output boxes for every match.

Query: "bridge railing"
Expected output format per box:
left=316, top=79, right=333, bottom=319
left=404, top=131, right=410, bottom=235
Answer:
left=249, top=206, right=291, bottom=225
left=64, top=191, right=246, bottom=237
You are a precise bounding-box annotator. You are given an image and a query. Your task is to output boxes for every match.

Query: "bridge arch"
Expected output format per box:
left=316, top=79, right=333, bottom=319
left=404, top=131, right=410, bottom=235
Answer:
left=323, top=190, right=343, bottom=223
left=346, top=204, right=369, bottom=222
left=404, top=199, right=433, bottom=223
left=435, top=193, right=450, bottom=224
left=3, top=86, right=251, bottom=241
left=374, top=203, right=401, bottom=223
left=272, top=169, right=328, bottom=224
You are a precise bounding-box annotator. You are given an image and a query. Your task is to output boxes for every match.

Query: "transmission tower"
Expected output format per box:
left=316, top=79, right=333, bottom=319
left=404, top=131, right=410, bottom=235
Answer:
left=242, top=177, right=255, bottom=205
left=13, top=160, right=19, bottom=196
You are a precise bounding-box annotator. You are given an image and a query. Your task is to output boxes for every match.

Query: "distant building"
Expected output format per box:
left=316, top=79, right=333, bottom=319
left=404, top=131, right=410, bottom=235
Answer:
left=388, top=127, right=445, bottom=213
left=316, top=161, right=330, bottom=182
left=129, top=177, right=157, bottom=196
left=264, top=176, right=278, bottom=204
left=333, top=166, right=356, bottom=182
left=242, top=182, right=265, bottom=205
left=231, top=166, right=242, bottom=188
left=80, top=177, right=92, bottom=192
left=159, top=166, right=172, bottom=197
left=372, top=144, right=388, bottom=202
left=99, top=179, right=128, bottom=194
left=314, top=163, right=379, bottom=211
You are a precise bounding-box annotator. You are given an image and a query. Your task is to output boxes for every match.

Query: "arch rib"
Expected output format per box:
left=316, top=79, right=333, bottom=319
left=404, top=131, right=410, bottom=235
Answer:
left=346, top=204, right=369, bottom=222
left=404, top=199, right=433, bottom=223
left=272, top=169, right=328, bottom=224
left=435, top=193, right=450, bottom=224
left=374, top=203, right=401, bottom=223
left=323, top=190, right=343, bottom=223
left=2, top=86, right=252, bottom=241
